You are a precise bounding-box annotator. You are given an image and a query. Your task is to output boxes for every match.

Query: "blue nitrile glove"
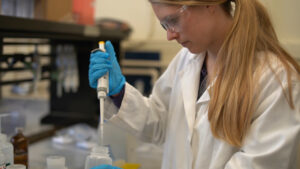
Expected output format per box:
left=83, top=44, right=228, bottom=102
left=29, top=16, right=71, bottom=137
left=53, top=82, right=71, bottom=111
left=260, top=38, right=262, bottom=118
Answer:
left=90, top=164, right=121, bottom=169
left=89, top=41, right=126, bottom=96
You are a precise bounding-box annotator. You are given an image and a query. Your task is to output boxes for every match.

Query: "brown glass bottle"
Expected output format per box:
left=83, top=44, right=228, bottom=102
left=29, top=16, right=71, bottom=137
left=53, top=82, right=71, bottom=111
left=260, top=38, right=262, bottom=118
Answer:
left=10, top=128, right=28, bottom=168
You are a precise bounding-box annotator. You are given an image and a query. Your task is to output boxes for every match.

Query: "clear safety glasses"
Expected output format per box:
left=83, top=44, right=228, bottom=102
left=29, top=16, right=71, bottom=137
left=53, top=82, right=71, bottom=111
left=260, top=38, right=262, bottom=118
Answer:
left=160, top=5, right=188, bottom=33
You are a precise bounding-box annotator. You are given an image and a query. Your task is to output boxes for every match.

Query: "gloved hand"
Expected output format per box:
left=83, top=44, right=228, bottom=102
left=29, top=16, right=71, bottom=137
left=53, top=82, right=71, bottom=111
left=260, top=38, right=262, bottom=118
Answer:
left=89, top=41, right=126, bottom=96
left=90, top=164, right=121, bottom=169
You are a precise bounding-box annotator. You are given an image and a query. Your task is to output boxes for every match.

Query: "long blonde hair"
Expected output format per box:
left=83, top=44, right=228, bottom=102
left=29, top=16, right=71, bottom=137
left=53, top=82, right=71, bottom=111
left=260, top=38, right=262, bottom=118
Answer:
left=149, top=0, right=300, bottom=147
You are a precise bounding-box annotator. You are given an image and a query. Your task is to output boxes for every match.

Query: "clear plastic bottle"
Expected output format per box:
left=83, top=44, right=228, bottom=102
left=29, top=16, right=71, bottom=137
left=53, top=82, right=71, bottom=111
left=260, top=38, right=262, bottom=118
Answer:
left=0, top=152, right=6, bottom=169
left=10, top=128, right=28, bottom=168
left=84, top=146, right=112, bottom=169
left=0, top=133, right=14, bottom=167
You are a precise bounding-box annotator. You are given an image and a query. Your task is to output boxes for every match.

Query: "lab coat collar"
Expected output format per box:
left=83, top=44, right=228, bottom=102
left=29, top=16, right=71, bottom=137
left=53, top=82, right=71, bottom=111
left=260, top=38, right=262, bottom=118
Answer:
left=196, top=78, right=215, bottom=104
left=196, top=89, right=210, bottom=104
left=179, top=51, right=206, bottom=141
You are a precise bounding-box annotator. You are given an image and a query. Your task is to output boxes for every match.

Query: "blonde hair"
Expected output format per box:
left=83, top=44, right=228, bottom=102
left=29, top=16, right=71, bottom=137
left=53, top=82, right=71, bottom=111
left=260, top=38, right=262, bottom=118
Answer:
left=149, top=0, right=300, bottom=147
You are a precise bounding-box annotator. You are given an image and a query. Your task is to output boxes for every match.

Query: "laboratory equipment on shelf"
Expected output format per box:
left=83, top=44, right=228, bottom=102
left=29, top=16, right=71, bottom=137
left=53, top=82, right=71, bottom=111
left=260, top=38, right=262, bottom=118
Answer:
left=96, top=41, right=109, bottom=146
left=0, top=114, right=14, bottom=168
left=84, top=146, right=112, bottom=169
left=10, top=128, right=28, bottom=168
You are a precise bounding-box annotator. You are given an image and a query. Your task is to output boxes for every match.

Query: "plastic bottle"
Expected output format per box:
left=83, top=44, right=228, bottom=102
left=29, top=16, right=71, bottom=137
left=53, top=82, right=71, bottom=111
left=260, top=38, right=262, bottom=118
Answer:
left=10, top=128, right=28, bottom=168
left=84, top=146, right=112, bottom=169
left=0, top=133, right=14, bottom=168
left=0, top=152, right=6, bottom=169
left=46, top=156, right=67, bottom=169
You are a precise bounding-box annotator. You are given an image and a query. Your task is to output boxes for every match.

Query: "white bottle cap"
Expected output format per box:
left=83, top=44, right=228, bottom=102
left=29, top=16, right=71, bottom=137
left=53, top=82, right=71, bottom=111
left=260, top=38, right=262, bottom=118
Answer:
left=46, top=156, right=66, bottom=169
left=15, top=127, right=24, bottom=133
left=92, top=145, right=109, bottom=154
left=6, top=164, right=26, bottom=169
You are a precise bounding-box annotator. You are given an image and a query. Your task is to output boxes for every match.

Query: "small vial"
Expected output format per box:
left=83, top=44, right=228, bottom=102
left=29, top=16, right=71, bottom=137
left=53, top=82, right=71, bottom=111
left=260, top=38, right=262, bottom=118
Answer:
left=84, top=146, right=112, bottom=169
left=10, top=128, right=28, bottom=168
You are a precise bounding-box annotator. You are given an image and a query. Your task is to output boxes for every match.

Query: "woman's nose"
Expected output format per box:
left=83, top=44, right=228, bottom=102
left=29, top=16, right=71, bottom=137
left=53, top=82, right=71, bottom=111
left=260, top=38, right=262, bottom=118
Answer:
left=166, top=30, right=179, bottom=41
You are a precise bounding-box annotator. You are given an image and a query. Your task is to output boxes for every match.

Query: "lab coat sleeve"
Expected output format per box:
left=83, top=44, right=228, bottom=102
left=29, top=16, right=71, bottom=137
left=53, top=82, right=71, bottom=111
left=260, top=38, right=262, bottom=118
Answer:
left=106, top=48, right=188, bottom=145
left=225, top=66, right=300, bottom=169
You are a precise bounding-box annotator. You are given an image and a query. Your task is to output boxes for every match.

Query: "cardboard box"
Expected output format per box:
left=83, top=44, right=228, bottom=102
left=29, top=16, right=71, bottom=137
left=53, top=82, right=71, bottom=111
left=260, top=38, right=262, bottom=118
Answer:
left=72, top=0, right=94, bottom=25
left=34, top=0, right=94, bottom=25
left=34, top=0, right=46, bottom=19
left=34, top=0, right=73, bottom=22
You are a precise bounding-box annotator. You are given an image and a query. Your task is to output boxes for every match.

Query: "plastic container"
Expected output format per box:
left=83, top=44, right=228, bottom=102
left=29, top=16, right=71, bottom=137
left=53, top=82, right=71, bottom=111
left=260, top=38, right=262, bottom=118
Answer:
left=10, top=128, right=28, bottom=168
left=46, top=156, right=67, bottom=169
left=0, top=152, right=6, bottom=169
left=84, top=146, right=112, bottom=169
left=0, top=133, right=14, bottom=167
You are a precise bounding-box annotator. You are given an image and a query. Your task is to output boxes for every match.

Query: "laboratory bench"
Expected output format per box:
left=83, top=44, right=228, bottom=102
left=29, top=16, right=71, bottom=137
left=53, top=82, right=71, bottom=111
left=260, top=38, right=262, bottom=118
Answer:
left=11, top=96, right=125, bottom=169
left=28, top=122, right=129, bottom=169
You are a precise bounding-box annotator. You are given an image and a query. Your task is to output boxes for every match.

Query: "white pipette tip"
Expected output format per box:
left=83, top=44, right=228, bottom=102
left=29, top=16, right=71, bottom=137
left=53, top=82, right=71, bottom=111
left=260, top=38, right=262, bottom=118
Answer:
left=98, top=41, right=106, bottom=52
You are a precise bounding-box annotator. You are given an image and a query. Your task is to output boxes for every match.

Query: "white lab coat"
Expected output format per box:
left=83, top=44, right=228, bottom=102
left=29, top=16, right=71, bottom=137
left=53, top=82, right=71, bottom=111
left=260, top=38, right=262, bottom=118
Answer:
left=105, top=48, right=300, bottom=169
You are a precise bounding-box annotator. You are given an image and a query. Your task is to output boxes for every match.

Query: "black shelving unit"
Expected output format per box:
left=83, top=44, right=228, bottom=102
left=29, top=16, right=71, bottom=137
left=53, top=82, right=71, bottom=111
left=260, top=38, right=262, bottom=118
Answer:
left=0, top=15, right=130, bottom=126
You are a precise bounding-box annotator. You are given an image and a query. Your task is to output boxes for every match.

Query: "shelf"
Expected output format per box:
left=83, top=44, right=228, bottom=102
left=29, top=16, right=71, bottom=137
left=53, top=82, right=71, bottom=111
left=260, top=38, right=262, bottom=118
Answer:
left=0, top=15, right=129, bottom=41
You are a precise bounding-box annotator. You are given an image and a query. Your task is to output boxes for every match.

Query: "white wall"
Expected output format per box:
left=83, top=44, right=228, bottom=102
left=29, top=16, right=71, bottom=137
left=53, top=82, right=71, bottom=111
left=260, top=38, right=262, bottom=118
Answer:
left=260, top=0, right=300, bottom=60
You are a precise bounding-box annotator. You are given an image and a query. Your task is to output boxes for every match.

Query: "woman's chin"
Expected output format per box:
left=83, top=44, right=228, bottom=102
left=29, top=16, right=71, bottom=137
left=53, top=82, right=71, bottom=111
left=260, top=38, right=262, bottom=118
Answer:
left=187, top=47, right=205, bottom=54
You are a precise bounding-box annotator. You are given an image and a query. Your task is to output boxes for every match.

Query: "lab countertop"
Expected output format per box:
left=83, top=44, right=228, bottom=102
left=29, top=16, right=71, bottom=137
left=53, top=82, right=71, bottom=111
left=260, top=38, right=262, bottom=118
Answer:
left=0, top=98, right=87, bottom=169
left=28, top=123, right=128, bottom=169
left=29, top=135, right=90, bottom=169
left=0, top=98, right=161, bottom=169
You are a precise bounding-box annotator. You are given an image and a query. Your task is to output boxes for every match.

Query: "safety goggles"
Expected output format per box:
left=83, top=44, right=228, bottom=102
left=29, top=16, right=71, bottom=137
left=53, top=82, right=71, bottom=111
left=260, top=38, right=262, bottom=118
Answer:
left=160, top=5, right=188, bottom=33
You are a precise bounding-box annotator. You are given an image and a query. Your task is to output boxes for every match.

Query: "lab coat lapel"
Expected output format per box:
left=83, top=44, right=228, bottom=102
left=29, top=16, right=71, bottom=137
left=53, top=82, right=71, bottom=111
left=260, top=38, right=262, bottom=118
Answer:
left=197, top=76, right=216, bottom=104
left=197, top=87, right=211, bottom=103
left=179, top=52, right=205, bottom=141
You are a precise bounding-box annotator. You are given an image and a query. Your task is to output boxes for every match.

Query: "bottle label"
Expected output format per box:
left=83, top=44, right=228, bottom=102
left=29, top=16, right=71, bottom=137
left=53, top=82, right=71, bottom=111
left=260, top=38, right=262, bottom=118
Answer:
left=14, top=149, right=28, bottom=165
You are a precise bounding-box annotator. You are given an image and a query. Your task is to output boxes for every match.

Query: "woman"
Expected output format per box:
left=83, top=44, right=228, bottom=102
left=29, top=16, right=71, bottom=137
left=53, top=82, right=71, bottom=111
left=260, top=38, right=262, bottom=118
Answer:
left=88, top=0, right=300, bottom=168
